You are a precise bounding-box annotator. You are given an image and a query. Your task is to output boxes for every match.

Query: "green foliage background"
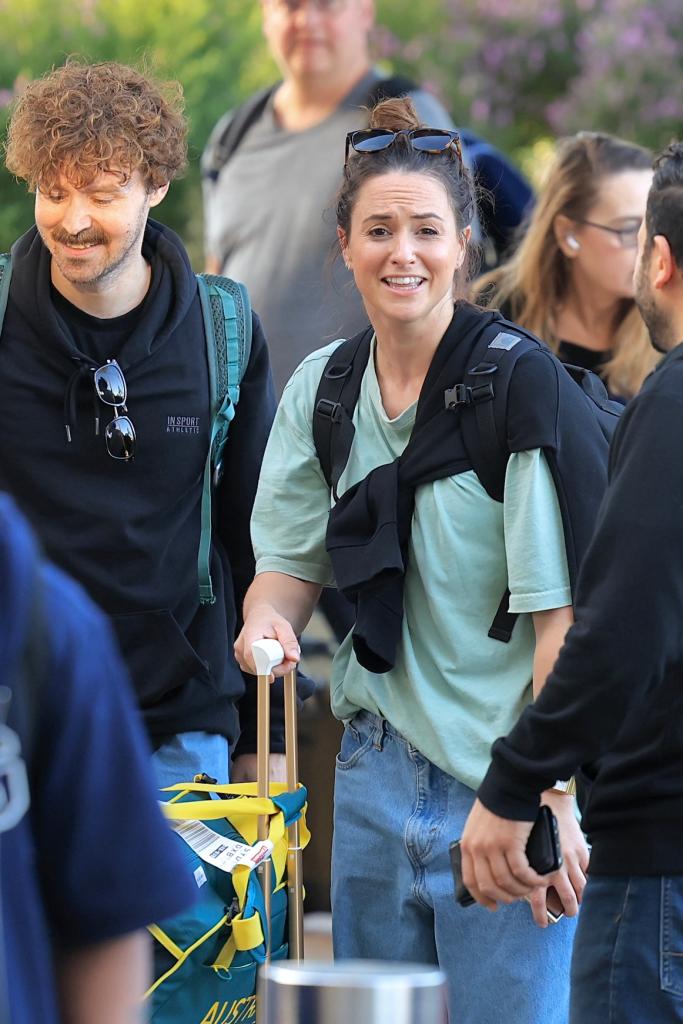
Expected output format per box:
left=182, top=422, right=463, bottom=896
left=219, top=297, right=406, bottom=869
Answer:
left=0, top=0, right=680, bottom=263
left=0, top=0, right=274, bottom=260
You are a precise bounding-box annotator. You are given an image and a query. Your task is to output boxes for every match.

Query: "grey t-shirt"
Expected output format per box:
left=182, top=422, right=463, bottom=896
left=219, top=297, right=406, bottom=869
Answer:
left=202, top=71, right=458, bottom=393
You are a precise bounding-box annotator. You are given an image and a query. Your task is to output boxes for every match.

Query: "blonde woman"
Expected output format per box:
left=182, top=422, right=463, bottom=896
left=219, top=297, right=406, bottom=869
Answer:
left=478, top=132, right=656, bottom=400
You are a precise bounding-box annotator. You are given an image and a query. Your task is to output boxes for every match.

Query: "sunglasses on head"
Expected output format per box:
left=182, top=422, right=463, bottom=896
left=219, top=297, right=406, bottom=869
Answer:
left=93, top=359, right=136, bottom=461
left=344, top=128, right=463, bottom=169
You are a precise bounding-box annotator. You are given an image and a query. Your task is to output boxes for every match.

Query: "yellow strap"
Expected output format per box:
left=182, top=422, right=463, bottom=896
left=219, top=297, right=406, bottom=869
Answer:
left=162, top=796, right=279, bottom=820
left=212, top=935, right=237, bottom=971
left=232, top=862, right=250, bottom=906
left=147, top=925, right=183, bottom=961
left=161, top=781, right=303, bottom=797
left=232, top=911, right=265, bottom=951
left=144, top=913, right=229, bottom=998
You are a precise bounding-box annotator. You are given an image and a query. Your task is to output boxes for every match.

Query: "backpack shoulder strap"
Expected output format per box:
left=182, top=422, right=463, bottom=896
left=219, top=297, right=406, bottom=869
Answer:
left=203, top=86, right=277, bottom=182
left=197, top=273, right=253, bottom=413
left=195, top=273, right=253, bottom=604
left=446, top=318, right=542, bottom=644
left=312, top=328, right=374, bottom=497
left=459, top=322, right=541, bottom=503
left=0, top=253, right=12, bottom=334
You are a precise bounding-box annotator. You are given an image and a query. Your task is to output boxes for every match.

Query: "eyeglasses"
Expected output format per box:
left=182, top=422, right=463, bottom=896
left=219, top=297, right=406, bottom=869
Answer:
left=267, top=0, right=346, bottom=13
left=344, top=128, right=463, bottom=169
left=93, top=359, right=136, bottom=461
left=573, top=218, right=641, bottom=249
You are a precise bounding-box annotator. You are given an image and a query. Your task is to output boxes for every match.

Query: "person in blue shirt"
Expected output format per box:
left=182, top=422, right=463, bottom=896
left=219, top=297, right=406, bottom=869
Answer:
left=0, top=493, right=196, bottom=1024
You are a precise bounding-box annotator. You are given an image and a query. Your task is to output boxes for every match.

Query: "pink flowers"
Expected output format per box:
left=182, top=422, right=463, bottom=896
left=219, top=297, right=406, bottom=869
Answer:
left=375, top=0, right=682, bottom=152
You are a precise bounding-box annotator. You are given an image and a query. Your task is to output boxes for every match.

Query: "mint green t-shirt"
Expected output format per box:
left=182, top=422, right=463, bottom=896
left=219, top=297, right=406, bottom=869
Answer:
left=252, top=341, right=571, bottom=790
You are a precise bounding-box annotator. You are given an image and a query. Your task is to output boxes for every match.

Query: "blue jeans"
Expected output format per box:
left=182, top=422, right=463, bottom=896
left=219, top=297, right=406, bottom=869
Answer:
left=332, top=711, right=576, bottom=1024
left=571, top=875, right=683, bottom=1023
left=151, top=731, right=230, bottom=794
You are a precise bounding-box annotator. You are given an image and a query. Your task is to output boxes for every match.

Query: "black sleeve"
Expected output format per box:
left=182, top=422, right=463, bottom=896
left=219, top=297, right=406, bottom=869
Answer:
left=215, top=311, right=282, bottom=756
left=477, top=390, right=683, bottom=819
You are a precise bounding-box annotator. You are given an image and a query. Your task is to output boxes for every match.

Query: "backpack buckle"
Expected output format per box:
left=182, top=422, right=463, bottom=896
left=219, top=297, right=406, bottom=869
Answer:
left=444, top=383, right=470, bottom=409
left=444, top=380, right=495, bottom=410
left=315, top=398, right=343, bottom=423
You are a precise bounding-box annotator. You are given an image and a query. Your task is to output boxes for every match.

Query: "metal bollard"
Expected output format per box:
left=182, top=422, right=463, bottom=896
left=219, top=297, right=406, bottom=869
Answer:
left=257, top=959, right=448, bottom=1024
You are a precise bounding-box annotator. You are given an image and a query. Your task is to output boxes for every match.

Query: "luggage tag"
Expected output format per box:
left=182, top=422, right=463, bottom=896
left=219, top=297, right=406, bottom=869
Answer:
left=171, top=818, right=273, bottom=874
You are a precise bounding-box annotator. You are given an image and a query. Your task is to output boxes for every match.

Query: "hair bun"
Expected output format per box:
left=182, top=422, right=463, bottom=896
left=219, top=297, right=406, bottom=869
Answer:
left=368, top=96, right=421, bottom=132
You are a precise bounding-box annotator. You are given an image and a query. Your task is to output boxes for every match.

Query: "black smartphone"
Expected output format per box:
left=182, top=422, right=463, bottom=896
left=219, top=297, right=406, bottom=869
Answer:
left=449, top=805, right=563, bottom=908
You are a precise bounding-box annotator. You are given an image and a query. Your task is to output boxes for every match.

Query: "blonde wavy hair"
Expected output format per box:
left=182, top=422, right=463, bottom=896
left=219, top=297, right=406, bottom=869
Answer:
left=5, top=59, right=187, bottom=192
left=477, top=132, right=658, bottom=399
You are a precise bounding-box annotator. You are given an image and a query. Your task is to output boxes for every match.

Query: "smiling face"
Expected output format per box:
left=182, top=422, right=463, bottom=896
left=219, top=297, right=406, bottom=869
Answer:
left=35, top=168, right=168, bottom=294
left=564, top=168, right=653, bottom=300
left=338, top=170, right=468, bottom=336
left=261, top=0, right=373, bottom=83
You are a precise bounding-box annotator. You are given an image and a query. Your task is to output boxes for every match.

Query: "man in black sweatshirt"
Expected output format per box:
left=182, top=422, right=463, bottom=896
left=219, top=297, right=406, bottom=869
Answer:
left=460, top=142, right=683, bottom=1023
left=0, top=60, right=282, bottom=789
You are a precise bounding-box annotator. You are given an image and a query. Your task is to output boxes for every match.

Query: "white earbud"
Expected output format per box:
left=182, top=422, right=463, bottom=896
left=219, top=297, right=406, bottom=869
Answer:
left=566, top=235, right=581, bottom=252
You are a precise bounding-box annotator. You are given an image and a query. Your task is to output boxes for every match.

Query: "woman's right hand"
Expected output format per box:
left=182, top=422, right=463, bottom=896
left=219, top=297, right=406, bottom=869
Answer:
left=234, top=602, right=301, bottom=676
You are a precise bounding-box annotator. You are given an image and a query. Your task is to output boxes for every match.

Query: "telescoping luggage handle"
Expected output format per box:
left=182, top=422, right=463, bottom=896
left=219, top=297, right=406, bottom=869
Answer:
left=251, top=640, right=304, bottom=965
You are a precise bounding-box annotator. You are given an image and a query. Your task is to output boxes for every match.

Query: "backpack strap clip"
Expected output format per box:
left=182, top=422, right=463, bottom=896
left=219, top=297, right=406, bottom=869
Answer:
left=315, top=398, right=344, bottom=423
left=444, top=378, right=495, bottom=410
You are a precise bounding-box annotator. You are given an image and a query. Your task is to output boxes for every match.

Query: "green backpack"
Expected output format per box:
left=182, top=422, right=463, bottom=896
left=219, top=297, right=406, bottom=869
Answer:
left=0, top=254, right=251, bottom=607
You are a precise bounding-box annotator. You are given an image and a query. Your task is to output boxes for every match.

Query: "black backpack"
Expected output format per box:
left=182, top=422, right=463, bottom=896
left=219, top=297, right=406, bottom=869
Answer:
left=312, top=310, right=622, bottom=643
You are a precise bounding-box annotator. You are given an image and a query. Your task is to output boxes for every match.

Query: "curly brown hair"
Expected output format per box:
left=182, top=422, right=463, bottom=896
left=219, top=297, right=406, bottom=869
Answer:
left=4, top=59, right=188, bottom=192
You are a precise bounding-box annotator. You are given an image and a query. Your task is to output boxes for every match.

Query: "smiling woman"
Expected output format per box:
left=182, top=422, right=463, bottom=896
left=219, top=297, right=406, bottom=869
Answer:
left=233, top=96, right=612, bottom=1024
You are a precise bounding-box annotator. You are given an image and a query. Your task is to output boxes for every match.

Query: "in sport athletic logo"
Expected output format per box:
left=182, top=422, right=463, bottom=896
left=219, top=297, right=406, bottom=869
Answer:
left=167, top=415, right=200, bottom=435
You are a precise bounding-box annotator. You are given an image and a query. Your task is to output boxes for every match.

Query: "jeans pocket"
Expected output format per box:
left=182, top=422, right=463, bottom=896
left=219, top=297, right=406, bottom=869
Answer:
left=660, top=876, right=683, bottom=997
left=335, top=717, right=374, bottom=771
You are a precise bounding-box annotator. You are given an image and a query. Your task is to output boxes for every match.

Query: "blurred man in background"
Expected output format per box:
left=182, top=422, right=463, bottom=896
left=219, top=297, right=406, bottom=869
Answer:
left=203, top=0, right=468, bottom=396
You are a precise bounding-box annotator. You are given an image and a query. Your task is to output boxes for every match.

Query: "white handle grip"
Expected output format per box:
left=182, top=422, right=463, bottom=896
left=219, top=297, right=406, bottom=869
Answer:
left=251, top=638, right=286, bottom=676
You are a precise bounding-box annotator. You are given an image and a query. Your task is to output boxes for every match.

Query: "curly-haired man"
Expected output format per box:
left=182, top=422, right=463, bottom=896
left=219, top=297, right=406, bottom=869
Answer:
left=1, top=62, right=281, bottom=821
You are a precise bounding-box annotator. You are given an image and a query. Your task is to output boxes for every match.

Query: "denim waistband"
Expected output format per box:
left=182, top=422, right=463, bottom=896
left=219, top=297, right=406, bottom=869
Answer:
left=351, top=708, right=412, bottom=748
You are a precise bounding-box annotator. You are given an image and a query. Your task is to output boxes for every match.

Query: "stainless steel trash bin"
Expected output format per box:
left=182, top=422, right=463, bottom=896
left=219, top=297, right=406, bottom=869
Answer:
left=257, top=959, right=448, bottom=1024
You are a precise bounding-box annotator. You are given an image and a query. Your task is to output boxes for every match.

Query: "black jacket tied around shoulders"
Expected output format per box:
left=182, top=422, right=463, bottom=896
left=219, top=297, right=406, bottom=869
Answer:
left=324, top=303, right=613, bottom=674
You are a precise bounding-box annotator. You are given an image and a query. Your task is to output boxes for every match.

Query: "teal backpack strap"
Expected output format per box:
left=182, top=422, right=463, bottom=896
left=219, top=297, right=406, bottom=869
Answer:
left=0, top=253, right=12, bottom=332
left=195, top=274, right=253, bottom=605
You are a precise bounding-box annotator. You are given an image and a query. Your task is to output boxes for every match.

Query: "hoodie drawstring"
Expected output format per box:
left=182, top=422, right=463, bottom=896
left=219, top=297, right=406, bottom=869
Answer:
left=64, top=363, right=97, bottom=443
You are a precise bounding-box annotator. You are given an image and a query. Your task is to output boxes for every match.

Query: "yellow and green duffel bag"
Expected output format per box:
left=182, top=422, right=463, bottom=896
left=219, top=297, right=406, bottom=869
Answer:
left=146, top=780, right=309, bottom=1024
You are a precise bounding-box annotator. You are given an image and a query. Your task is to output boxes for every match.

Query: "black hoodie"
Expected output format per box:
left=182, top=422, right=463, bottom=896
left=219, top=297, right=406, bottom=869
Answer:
left=478, top=341, right=683, bottom=875
left=0, top=220, right=277, bottom=752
